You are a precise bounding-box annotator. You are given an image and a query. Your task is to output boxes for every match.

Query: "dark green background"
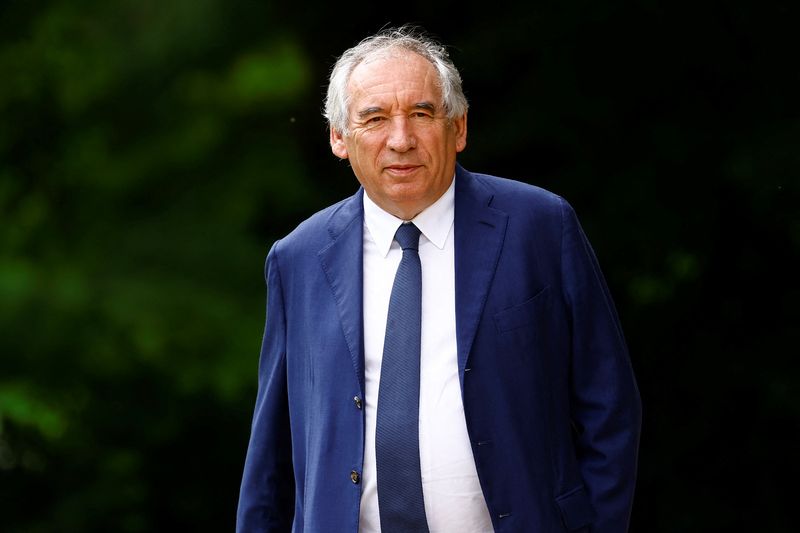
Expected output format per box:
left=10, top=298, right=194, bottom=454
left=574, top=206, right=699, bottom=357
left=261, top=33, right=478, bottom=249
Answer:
left=1, top=1, right=797, bottom=531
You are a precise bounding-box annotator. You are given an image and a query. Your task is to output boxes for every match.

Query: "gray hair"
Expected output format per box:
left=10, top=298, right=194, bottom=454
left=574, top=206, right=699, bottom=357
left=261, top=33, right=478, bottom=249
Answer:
left=324, top=26, right=469, bottom=135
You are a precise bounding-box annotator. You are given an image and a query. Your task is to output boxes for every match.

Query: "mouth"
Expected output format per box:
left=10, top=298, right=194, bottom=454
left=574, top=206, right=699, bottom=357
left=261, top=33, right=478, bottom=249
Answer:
left=384, top=164, right=422, bottom=177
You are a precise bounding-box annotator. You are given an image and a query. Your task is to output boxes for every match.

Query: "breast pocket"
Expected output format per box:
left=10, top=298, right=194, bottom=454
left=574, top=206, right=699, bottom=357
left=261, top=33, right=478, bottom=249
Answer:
left=493, top=285, right=551, bottom=342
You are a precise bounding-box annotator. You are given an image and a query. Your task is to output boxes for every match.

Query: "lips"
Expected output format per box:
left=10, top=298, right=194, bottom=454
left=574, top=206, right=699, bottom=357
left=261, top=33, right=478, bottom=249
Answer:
left=384, top=164, right=422, bottom=177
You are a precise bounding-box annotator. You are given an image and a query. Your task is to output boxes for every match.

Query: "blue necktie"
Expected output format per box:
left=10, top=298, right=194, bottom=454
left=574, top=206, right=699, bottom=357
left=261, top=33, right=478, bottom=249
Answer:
left=376, top=223, right=429, bottom=532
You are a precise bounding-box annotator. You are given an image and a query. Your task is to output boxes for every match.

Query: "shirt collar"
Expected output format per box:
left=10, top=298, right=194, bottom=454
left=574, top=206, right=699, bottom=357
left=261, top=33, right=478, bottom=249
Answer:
left=363, top=176, right=455, bottom=257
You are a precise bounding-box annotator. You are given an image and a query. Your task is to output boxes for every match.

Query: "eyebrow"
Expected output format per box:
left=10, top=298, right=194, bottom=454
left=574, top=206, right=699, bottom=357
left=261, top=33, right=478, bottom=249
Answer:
left=355, top=102, right=438, bottom=119
left=356, top=106, right=384, bottom=119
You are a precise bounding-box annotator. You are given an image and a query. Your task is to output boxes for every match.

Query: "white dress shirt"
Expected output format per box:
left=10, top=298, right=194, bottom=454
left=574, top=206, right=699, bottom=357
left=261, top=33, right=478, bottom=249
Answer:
left=358, top=177, right=494, bottom=533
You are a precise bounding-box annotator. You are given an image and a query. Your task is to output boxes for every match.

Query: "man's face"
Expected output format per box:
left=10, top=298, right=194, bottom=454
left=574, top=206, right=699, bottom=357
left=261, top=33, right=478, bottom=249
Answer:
left=330, top=50, right=467, bottom=220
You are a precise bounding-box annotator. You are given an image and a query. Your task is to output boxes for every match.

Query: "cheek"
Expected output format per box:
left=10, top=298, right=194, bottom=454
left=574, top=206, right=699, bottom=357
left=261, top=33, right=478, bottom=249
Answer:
left=351, top=140, right=382, bottom=163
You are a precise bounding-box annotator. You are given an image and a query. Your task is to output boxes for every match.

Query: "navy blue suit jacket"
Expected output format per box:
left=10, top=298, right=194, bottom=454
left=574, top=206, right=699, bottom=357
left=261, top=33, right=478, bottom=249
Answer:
left=237, top=166, right=641, bottom=532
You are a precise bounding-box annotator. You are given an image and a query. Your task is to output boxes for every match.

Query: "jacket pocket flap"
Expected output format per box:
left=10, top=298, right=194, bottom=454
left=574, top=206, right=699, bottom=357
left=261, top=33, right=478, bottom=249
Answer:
left=494, top=285, right=550, bottom=333
left=555, top=485, right=595, bottom=531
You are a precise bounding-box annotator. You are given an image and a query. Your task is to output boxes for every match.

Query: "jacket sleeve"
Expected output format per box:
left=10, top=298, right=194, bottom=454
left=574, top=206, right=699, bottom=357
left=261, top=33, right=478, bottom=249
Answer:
left=237, top=241, right=295, bottom=532
left=559, top=199, right=642, bottom=533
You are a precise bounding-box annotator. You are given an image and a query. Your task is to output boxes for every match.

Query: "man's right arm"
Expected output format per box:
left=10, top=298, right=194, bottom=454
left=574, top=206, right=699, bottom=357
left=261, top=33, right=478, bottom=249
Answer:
left=237, top=241, right=295, bottom=532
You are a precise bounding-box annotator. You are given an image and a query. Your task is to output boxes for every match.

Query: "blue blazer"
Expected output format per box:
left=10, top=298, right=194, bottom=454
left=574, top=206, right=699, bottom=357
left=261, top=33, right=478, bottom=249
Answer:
left=237, top=166, right=641, bottom=532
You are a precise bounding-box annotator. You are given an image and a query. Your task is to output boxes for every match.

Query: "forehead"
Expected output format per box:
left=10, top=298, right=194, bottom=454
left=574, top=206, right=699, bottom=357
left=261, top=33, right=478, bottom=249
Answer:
left=347, top=50, right=441, bottom=107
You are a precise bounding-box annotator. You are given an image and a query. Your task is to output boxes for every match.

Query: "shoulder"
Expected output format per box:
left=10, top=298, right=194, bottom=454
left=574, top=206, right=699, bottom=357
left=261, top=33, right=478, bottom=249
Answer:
left=269, top=189, right=362, bottom=259
left=458, top=166, right=570, bottom=222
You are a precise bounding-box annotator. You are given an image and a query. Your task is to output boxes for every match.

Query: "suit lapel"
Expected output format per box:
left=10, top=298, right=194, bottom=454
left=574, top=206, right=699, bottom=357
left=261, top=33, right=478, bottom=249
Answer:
left=318, top=189, right=366, bottom=394
left=454, top=166, right=508, bottom=385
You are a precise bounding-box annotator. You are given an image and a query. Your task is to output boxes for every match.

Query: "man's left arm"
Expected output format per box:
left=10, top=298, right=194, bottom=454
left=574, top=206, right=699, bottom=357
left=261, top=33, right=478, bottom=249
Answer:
left=559, top=198, right=642, bottom=533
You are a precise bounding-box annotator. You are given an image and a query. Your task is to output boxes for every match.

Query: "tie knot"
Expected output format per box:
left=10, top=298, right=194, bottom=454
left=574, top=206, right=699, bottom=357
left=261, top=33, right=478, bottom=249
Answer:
left=394, top=223, right=421, bottom=251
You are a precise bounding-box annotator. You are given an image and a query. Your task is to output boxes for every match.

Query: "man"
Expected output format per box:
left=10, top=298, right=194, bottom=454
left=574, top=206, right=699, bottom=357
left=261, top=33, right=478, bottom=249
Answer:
left=237, top=27, right=641, bottom=533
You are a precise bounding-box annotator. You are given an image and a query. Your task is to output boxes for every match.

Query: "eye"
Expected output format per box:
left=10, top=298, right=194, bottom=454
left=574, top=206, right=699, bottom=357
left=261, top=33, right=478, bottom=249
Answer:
left=411, top=111, right=435, bottom=120
left=367, top=116, right=385, bottom=123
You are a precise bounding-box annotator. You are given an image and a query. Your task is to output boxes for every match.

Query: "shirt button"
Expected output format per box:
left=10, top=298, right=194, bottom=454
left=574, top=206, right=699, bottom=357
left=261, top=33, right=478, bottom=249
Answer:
left=353, top=396, right=363, bottom=409
left=350, top=470, right=361, bottom=484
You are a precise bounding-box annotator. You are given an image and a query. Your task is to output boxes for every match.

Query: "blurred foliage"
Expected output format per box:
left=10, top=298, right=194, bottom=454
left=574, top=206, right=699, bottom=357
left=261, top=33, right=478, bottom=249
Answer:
left=0, top=0, right=321, bottom=530
left=1, top=0, right=798, bottom=531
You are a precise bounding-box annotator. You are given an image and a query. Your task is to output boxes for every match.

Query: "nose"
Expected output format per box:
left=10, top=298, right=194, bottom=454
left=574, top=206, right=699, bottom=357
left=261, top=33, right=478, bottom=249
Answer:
left=385, top=116, right=416, bottom=152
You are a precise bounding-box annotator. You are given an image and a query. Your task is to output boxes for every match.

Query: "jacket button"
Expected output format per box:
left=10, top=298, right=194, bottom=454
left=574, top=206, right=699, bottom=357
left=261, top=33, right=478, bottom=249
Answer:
left=353, top=396, right=362, bottom=409
left=350, top=470, right=361, bottom=484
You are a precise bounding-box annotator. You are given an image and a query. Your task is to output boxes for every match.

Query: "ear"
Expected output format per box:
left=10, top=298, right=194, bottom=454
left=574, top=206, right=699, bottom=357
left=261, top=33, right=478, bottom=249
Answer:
left=453, top=113, right=468, bottom=153
left=330, top=127, right=349, bottom=159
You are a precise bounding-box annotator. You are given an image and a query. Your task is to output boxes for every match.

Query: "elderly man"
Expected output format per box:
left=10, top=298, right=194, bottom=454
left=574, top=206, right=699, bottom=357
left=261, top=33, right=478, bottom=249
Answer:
left=237, top=27, right=641, bottom=533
